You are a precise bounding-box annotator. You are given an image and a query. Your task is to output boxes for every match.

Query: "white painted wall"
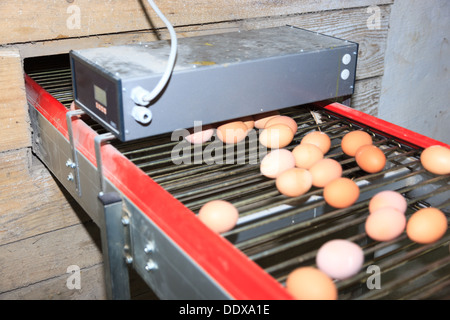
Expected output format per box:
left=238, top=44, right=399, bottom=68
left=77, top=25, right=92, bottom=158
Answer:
left=378, top=0, right=450, bottom=144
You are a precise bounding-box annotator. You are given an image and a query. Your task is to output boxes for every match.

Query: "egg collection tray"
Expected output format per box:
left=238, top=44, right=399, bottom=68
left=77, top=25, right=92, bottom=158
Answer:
left=25, top=62, right=450, bottom=300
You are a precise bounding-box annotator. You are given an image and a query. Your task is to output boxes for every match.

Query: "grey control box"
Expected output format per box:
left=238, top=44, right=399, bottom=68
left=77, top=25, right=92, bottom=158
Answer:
left=70, top=26, right=358, bottom=141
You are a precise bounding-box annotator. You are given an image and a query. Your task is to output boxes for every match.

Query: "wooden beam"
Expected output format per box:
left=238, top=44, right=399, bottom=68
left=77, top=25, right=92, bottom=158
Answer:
left=0, top=261, right=158, bottom=300
left=0, top=221, right=103, bottom=294
left=15, top=5, right=390, bottom=82
left=0, top=149, right=91, bottom=246
left=14, top=22, right=242, bottom=59
left=1, top=0, right=393, bottom=45
left=0, top=49, right=31, bottom=152
left=0, top=264, right=106, bottom=300
left=352, top=76, right=382, bottom=116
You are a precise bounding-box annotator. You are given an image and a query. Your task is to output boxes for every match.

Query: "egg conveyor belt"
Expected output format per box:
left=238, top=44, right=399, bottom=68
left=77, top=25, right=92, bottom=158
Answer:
left=26, top=64, right=450, bottom=300
left=114, top=108, right=450, bottom=300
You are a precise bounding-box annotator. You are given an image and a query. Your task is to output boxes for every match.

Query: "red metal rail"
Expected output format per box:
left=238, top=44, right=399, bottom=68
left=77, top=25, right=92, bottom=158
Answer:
left=317, top=102, right=449, bottom=149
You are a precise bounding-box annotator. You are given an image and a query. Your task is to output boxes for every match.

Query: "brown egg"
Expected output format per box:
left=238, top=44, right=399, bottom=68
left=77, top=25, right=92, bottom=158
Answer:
left=365, top=207, right=406, bottom=241
left=260, top=149, right=296, bottom=179
left=301, top=131, right=331, bottom=154
left=323, top=177, right=360, bottom=208
left=198, top=200, right=239, bottom=234
left=292, top=143, right=324, bottom=169
left=406, top=207, right=448, bottom=244
left=254, top=111, right=280, bottom=129
left=240, top=116, right=255, bottom=130
left=286, top=267, right=338, bottom=300
left=309, top=158, right=343, bottom=188
left=420, top=145, right=450, bottom=175
left=341, top=130, right=373, bottom=156
left=355, top=144, right=386, bottom=173
left=259, top=124, right=294, bottom=149
left=275, top=168, right=312, bottom=197
left=265, top=115, right=298, bottom=134
left=216, top=121, right=248, bottom=144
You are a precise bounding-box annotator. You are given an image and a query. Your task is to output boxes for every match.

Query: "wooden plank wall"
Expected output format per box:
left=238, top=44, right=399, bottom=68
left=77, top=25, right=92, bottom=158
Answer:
left=0, top=0, right=393, bottom=299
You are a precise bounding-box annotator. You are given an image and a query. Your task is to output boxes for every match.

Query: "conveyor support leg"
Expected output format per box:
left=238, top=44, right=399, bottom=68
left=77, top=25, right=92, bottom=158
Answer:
left=99, top=192, right=131, bottom=300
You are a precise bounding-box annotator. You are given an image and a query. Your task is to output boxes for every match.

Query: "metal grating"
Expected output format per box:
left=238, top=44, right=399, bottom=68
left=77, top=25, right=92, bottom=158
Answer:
left=115, top=107, right=450, bottom=300
left=27, top=66, right=450, bottom=300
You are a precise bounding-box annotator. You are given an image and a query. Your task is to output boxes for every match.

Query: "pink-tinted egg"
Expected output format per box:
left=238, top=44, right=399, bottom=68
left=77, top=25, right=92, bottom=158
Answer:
left=369, top=190, right=408, bottom=215
left=260, top=149, right=296, bottom=179
left=185, top=128, right=215, bottom=144
left=316, top=239, right=364, bottom=280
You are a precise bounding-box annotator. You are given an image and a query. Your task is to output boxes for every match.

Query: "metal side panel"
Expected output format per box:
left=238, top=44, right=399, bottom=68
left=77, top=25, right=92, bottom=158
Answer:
left=29, top=104, right=103, bottom=225
left=127, top=202, right=231, bottom=300
left=28, top=103, right=232, bottom=299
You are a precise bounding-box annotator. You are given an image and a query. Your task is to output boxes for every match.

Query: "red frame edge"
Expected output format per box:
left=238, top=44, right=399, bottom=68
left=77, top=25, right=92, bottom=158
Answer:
left=316, top=102, right=449, bottom=149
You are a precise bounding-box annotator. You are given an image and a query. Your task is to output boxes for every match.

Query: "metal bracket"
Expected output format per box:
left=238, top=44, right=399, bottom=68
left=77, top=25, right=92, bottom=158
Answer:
left=66, top=109, right=85, bottom=197
left=94, top=132, right=116, bottom=195
left=98, top=192, right=131, bottom=300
